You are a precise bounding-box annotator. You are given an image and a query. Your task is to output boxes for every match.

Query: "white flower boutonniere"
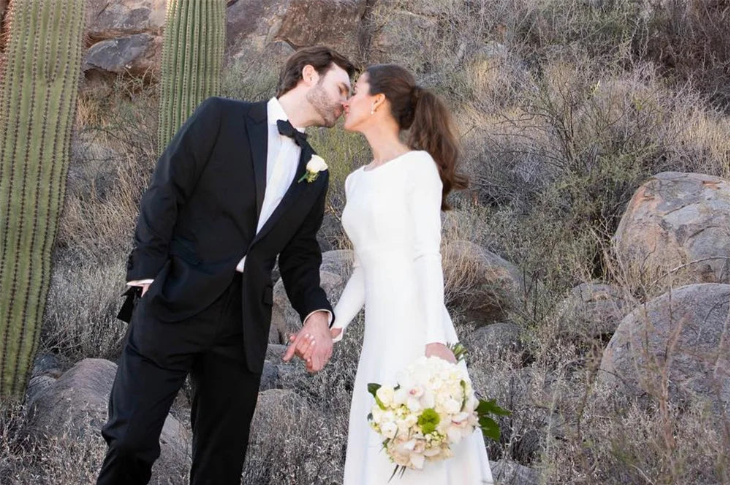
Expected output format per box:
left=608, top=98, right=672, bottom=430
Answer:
left=298, top=155, right=328, bottom=183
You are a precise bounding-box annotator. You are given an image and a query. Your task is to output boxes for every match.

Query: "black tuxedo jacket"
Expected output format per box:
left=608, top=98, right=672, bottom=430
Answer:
left=125, top=97, right=334, bottom=373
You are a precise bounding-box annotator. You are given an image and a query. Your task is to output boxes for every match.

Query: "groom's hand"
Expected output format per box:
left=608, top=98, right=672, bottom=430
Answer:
left=282, top=311, right=333, bottom=373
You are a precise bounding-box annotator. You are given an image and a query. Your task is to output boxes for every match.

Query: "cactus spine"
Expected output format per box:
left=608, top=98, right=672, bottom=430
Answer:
left=0, top=0, right=86, bottom=398
left=158, top=0, right=226, bottom=154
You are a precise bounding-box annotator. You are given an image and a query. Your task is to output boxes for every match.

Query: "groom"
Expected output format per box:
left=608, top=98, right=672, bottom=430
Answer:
left=97, top=46, right=356, bottom=485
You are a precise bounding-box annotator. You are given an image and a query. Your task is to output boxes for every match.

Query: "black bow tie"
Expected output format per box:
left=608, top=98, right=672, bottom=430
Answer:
left=277, top=119, right=308, bottom=146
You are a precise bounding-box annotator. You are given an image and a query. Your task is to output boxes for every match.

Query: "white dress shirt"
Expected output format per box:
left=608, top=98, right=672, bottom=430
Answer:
left=128, top=98, right=331, bottom=325
left=235, top=97, right=303, bottom=272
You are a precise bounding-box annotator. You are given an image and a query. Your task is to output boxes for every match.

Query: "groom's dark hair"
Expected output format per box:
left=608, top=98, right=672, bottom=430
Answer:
left=276, top=46, right=356, bottom=97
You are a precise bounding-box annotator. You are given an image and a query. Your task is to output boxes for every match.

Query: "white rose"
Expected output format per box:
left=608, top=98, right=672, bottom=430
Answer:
left=443, top=398, right=462, bottom=415
left=404, top=414, right=419, bottom=428
left=393, top=388, right=408, bottom=406
left=306, top=155, right=328, bottom=173
left=420, top=391, right=435, bottom=409
left=381, top=421, right=398, bottom=440
left=376, top=386, right=395, bottom=407
left=406, top=397, right=421, bottom=413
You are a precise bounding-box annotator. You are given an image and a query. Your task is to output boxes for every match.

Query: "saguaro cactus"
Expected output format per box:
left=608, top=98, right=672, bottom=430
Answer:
left=0, top=0, right=86, bottom=398
left=158, top=0, right=226, bottom=154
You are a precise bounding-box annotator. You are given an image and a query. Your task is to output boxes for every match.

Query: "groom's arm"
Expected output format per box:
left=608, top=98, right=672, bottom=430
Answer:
left=278, top=181, right=334, bottom=325
left=126, top=97, right=223, bottom=282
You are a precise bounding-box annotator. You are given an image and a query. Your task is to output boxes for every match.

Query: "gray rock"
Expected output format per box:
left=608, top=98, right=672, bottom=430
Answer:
left=226, top=0, right=369, bottom=64
left=25, top=375, right=57, bottom=410
left=266, top=344, right=288, bottom=361
left=85, top=0, right=166, bottom=42
left=467, top=323, right=523, bottom=357
left=552, top=282, right=631, bottom=339
left=320, top=249, right=355, bottom=279
left=442, top=240, right=533, bottom=325
left=369, top=7, right=439, bottom=68
left=317, top=212, right=345, bottom=252
left=270, top=270, right=345, bottom=344
left=490, top=459, right=541, bottom=485
left=83, top=33, right=162, bottom=79
left=613, top=172, right=730, bottom=289
left=31, top=352, right=65, bottom=379
left=27, top=359, right=191, bottom=479
left=249, top=389, right=309, bottom=439
left=599, top=283, right=730, bottom=420
left=260, top=360, right=280, bottom=391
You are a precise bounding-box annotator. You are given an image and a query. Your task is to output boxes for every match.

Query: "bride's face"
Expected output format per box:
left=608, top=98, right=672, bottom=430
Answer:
left=343, top=73, right=377, bottom=132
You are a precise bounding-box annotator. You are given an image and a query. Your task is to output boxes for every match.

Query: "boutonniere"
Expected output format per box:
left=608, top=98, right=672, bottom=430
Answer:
left=298, top=155, right=328, bottom=183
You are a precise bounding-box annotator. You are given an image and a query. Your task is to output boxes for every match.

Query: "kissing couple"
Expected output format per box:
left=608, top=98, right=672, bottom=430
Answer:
left=96, top=46, right=494, bottom=485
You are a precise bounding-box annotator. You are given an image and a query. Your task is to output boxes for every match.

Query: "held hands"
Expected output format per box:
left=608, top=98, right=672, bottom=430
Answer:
left=425, top=342, right=457, bottom=364
left=282, top=311, right=333, bottom=373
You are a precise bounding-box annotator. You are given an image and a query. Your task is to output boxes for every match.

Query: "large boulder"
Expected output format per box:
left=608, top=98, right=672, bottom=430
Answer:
left=226, top=0, right=369, bottom=64
left=552, top=282, right=631, bottom=340
left=320, top=249, right=355, bottom=279
left=83, top=0, right=166, bottom=79
left=26, top=358, right=191, bottom=479
left=269, top=270, right=345, bottom=344
left=466, top=322, right=523, bottom=358
left=614, top=172, right=730, bottom=289
left=490, top=459, right=541, bottom=485
left=442, top=240, right=532, bottom=326
left=599, top=284, right=730, bottom=420
left=85, top=0, right=166, bottom=41
left=84, top=33, right=163, bottom=79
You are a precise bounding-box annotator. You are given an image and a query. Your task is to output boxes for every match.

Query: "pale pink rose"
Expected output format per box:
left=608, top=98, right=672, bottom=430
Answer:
left=408, top=385, right=424, bottom=398
left=410, top=453, right=425, bottom=469
left=451, top=412, right=471, bottom=428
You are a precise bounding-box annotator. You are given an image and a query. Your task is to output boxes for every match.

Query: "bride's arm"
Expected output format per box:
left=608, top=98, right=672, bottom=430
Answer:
left=331, top=252, right=365, bottom=342
left=410, top=157, right=448, bottom=346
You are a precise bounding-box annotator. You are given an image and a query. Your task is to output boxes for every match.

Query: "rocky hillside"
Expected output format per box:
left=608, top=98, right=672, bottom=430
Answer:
left=2, top=1, right=730, bottom=484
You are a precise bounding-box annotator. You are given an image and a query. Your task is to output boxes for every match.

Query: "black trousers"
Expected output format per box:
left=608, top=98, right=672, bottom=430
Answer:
left=97, top=273, right=261, bottom=485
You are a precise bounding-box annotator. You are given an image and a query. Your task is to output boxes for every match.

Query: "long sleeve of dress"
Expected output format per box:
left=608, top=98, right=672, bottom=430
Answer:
left=409, top=157, right=448, bottom=345
left=331, top=251, right=365, bottom=342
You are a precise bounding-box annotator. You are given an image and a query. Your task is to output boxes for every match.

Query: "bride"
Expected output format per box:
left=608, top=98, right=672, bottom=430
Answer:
left=327, top=64, right=494, bottom=484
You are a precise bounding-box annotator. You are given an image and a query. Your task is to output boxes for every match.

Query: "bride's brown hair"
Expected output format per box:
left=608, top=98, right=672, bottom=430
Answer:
left=365, top=64, right=467, bottom=210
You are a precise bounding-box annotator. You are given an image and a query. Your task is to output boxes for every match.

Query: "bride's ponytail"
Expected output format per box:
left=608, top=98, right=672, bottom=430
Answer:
left=408, top=86, right=467, bottom=210
left=365, top=65, right=468, bottom=210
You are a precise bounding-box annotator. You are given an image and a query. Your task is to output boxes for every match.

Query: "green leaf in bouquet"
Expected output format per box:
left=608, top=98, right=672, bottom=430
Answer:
left=476, top=398, right=511, bottom=417
left=417, top=408, right=440, bottom=435
left=474, top=398, right=509, bottom=443
left=368, top=383, right=387, bottom=410
left=447, top=342, right=468, bottom=363
left=461, top=380, right=468, bottom=411
left=368, top=383, right=382, bottom=398
left=479, top=416, right=501, bottom=441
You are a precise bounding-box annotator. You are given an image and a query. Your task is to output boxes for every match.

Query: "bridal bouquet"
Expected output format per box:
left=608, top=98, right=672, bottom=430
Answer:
left=367, top=345, right=508, bottom=479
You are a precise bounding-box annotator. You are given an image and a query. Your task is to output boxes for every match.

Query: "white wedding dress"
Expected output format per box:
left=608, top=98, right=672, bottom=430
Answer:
left=332, top=150, right=494, bottom=485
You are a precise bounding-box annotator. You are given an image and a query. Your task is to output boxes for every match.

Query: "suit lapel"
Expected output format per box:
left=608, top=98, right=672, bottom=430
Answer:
left=251, top=142, right=314, bottom=246
left=245, top=101, right=268, bottom=220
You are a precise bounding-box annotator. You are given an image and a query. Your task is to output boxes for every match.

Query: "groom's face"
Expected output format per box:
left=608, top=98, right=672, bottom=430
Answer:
left=306, top=64, right=351, bottom=128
